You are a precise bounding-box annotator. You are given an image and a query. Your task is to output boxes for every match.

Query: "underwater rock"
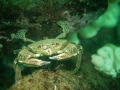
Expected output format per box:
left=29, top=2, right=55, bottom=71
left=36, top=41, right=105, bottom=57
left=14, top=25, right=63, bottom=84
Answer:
left=9, top=69, right=80, bottom=90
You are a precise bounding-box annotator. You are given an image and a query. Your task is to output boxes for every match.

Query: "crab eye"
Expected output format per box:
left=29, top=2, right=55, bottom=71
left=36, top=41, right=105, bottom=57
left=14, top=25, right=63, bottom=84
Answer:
left=56, top=43, right=59, bottom=45
left=38, top=45, right=41, bottom=48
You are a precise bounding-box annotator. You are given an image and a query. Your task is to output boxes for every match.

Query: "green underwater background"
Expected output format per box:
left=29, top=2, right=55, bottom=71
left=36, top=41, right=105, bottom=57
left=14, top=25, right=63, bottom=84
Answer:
left=0, top=0, right=120, bottom=90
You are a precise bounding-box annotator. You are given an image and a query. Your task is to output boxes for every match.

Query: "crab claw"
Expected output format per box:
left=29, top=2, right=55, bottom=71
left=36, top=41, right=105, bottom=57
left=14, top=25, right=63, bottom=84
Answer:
left=49, top=55, right=63, bottom=60
left=19, top=59, right=50, bottom=67
left=49, top=53, right=67, bottom=60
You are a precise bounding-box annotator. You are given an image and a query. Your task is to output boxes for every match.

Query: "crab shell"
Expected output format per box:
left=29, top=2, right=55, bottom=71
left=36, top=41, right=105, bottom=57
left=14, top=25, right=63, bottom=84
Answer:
left=27, top=39, right=68, bottom=56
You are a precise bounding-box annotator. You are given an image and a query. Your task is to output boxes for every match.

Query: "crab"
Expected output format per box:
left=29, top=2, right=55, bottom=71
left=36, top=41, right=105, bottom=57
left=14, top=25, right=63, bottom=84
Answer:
left=13, top=21, right=83, bottom=81
left=13, top=39, right=83, bottom=81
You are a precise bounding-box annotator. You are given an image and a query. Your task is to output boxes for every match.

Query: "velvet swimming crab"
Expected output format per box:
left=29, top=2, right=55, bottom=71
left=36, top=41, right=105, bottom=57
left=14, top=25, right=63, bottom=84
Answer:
left=13, top=21, right=83, bottom=81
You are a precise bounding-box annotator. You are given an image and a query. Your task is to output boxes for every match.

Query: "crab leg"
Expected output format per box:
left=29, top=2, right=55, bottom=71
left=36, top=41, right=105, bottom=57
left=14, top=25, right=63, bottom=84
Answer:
left=13, top=63, right=22, bottom=82
left=73, top=45, right=83, bottom=73
left=19, top=59, right=50, bottom=67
